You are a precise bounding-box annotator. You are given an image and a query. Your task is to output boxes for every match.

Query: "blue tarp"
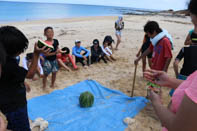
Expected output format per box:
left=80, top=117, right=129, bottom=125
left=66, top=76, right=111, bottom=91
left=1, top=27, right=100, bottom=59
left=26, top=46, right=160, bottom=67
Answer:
left=28, top=80, right=148, bottom=131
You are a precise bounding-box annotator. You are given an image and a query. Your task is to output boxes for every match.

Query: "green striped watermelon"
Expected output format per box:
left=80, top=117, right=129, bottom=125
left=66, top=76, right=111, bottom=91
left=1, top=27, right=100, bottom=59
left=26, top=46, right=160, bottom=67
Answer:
left=79, top=91, right=94, bottom=108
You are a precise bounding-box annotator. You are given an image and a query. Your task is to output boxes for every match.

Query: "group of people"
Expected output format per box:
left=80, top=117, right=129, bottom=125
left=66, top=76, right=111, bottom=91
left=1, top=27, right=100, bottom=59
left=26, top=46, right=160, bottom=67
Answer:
left=0, top=0, right=197, bottom=130
left=135, top=0, right=197, bottom=131
left=0, top=16, right=121, bottom=130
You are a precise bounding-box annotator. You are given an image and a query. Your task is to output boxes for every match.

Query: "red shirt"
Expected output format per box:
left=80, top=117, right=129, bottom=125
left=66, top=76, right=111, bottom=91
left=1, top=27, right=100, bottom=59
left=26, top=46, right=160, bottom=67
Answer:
left=57, top=53, right=78, bottom=69
left=57, top=53, right=68, bottom=63
left=149, top=37, right=172, bottom=71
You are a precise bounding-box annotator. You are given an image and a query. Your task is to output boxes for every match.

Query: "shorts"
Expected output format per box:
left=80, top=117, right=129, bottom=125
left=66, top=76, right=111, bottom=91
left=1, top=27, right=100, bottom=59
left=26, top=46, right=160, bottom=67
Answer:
left=43, top=59, right=59, bottom=75
left=116, top=30, right=122, bottom=36
left=169, top=74, right=187, bottom=97
left=141, top=43, right=152, bottom=59
left=5, top=105, right=31, bottom=131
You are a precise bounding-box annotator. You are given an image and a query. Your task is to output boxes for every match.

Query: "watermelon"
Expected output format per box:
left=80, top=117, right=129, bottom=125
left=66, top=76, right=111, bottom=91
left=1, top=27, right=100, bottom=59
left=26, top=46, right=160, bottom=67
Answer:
left=37, top=39, right=54, bottom=49
left=79, top=91, right=94, bottom=108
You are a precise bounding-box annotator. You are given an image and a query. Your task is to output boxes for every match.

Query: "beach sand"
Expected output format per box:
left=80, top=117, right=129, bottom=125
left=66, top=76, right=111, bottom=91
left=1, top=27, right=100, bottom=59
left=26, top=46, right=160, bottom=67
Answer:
left=1, top=14, right=193, bottom=130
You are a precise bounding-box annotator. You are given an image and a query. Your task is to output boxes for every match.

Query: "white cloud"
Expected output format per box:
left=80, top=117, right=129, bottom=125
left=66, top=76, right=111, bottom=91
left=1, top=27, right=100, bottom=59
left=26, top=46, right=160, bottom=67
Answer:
left=1, top=0, right=188, bottom=10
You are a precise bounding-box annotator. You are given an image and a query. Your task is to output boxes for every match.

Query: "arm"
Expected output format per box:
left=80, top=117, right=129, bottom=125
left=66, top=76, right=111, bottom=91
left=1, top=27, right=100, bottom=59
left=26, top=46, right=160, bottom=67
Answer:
left=82, top=47, right=90, bottom=57
left=184, top=34, right=192, bottom=45
left=173, top=59, right=180, bottom=78
left=173, top=47, right=184, bottom=77
left=115, top=22, right=117, bottom=29
left=144, top=69, right=184, bottom=89
left=68, top=54, right=77, bottom=69
left=26, top=44, right=50, bottom=79
left=57, top=58, right=71, bottom=71
left=137, top=36, right=146, bottom=57
left=22, top=57, right=28, bottom=70
left=135, top=48, right=151, bottom=65
left=101, top=46, right=110, bottom=56
left=44, top=47, right=59, bottom=57
left=151, top=93, right=197, bottom=131
left=163, top=58, right=171, bottom=72
left=72, top=47, right=83, bottom=58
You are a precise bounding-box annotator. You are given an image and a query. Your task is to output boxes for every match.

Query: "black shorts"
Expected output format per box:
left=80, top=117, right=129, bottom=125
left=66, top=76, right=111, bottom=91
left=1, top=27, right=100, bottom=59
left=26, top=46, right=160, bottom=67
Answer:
left=141, top=43, right=152, bottom=59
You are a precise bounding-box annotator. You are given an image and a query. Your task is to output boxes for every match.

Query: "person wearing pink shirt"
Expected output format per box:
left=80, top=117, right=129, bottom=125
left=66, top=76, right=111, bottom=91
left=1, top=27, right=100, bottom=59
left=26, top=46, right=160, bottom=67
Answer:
left=143, top=1, right=197, bottom=130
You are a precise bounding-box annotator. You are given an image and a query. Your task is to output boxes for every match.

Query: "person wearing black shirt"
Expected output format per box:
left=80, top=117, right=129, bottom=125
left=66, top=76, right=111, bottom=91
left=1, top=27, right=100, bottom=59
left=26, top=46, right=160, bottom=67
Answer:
left=171, top=33, right=197, bottom=96
left=91, top=39, right=107, bottom=64
left=42, top=27, right=59, bottom=89
left=0, top=26, right=50, bottom=131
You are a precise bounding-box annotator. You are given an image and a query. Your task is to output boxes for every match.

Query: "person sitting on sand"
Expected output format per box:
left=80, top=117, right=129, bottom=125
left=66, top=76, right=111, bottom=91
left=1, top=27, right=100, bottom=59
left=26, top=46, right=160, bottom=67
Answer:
left=0, top=26, right=50, bottom=131
left=91, top=39, right=107, bottom=64
left=115, top=16, right=124, bottom=50
left=101, top=36, right=116, bottom=62
left=23, top=52, right=44, bottom=79
left=72, top=40, right=90, bottom=67
left=104, top=35, right=115, bottom=53
left=136, top=34, right=152, bottom=72
left=57, top=47, right=78, bottom=71
left=135, top=21, right=173, bottom=72
left=42, top=27, right=59, bottom=89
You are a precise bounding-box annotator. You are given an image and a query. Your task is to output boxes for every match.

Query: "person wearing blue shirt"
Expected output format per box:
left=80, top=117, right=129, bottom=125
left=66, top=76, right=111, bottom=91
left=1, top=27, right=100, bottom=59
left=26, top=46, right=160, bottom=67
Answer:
left=72, top=40, right=90, bottom=67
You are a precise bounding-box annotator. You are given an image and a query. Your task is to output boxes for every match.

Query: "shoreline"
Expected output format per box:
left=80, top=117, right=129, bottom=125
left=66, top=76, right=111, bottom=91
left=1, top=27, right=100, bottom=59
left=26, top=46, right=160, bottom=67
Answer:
left=0, top=9, right=189, bottom=26
left=0, top=15, right=117, bottom=25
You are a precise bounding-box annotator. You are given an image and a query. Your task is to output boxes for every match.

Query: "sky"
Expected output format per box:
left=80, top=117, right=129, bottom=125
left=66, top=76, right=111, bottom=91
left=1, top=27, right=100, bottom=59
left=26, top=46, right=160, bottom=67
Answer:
left=1, top=0, right=189, bottom=10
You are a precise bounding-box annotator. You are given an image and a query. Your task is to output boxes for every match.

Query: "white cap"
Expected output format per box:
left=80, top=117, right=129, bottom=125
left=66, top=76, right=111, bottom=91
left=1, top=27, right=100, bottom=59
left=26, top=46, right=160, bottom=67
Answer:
left=75, top=40, right=81, bottom=44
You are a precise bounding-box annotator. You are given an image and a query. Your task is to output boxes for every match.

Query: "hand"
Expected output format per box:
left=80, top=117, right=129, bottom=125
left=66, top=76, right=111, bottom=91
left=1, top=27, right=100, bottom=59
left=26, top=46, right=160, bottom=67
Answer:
left=25, top=82, right=31, bottom=93
left=147, top=90, right=162, bottom=105
left=83, top=56, right=87, bottom=61
left=34, top=43, right=51, bottom=55
left=136, top=52, right=140, bottom=57
left=134, top=57, right=140, bottom=65
left=144, top=69, right=170, bottom=87
left=0, top=116, right=6, bottom=131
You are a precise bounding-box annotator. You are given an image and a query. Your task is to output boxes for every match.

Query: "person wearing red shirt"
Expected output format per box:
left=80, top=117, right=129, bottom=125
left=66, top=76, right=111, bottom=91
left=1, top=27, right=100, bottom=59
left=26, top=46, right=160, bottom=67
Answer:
left=135, top=21, right=173, bottom=72
left=57, top=47, right=78, bottom=71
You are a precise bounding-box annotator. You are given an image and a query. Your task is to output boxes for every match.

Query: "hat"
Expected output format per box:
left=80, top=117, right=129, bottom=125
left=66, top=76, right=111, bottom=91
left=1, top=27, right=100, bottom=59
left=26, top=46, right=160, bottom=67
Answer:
left=104, top=35, right=114, bottom=44
left=75, top=40, right=81, bottom=44
left=93, top=39, right=99, bottom=45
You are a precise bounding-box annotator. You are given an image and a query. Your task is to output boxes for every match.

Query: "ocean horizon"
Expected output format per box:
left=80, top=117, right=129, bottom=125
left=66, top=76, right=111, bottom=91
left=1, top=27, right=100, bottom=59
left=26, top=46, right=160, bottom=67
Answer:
left=0, top=1, right=159, bottom=23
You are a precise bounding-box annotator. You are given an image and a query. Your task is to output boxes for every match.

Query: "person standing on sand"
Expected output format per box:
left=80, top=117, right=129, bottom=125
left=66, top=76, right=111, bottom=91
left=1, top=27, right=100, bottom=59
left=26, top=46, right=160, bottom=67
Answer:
left=171, top=4, right=197, bottom=96
left=136, top=34, right=152, bottom=72
left=0, top=43, right=6, bottom=131
left=144, top=1, right=197, bottom=130
left=135, top=21, right=173, bottom=72
left=0, top=26, right=50, bottom=131
left=115, top=16, right=124, bottom=50
left=42, top=27, right=59, bottom=89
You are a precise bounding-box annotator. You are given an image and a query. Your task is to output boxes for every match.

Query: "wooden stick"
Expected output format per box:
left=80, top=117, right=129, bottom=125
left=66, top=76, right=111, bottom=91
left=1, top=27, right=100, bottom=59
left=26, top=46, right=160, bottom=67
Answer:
left=131, top=64, right=137, bottom=97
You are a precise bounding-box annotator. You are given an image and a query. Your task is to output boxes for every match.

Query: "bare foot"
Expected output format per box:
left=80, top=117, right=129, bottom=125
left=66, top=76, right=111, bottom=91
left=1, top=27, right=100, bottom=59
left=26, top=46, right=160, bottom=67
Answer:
left=42, top=85, right=46, bottom=90
left=32, top=77, right=39, bottom=81
left=50, top=85, right=55, bottom=89
left=84, top=65, right=88, bottom=69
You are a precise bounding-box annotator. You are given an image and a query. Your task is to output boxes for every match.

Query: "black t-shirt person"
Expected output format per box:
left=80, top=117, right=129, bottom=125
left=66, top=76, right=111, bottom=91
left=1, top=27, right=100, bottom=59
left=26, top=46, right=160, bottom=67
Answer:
left=176, top=45, right=197, bottom=76
left=0, top=56, right=27, bottom=113
left=45, top=39, right=59, bottom=61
